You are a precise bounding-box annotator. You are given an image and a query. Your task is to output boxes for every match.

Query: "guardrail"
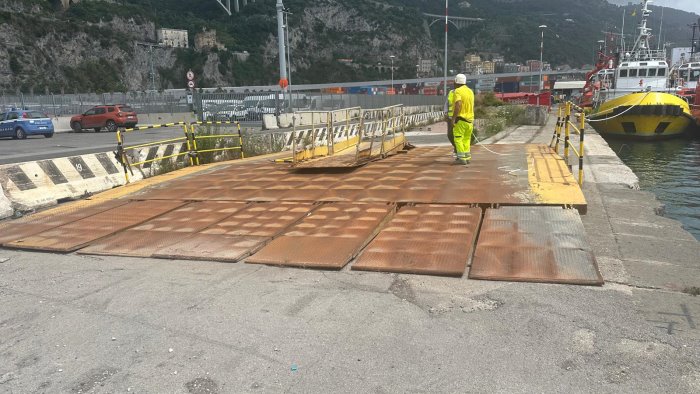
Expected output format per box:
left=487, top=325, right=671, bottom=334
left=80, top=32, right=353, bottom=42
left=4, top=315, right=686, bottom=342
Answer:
left=290, top=104, right=408, bottom=167
left=115, top=120, right=245, bottom=183
left=550, top=101, right=586, bottom=186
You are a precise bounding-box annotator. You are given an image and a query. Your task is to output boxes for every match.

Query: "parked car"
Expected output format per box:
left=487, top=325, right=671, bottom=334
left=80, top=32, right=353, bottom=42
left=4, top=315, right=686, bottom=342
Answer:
left=70, top=104, right=138, bottom=132
left=0, top=109, right=54, bottom=139
left=201, top=100, right=247, bottom=122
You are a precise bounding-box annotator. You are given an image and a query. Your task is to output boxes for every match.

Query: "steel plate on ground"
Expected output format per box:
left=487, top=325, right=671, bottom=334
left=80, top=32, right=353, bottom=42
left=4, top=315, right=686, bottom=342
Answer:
left=352, top=205, right=481, bottom=276
left=78, top=201, right=248, bottom=257
left=469, top=206, right=603, bottom=285
left=5, top=200, right=186, bottom=252
left=152, top=202, right=315, bottom=262
left=119, top=145, right=585, bottom=210
left=246, top=203, right=394, bottom=269
left=0, top=199, right=130, bottom=245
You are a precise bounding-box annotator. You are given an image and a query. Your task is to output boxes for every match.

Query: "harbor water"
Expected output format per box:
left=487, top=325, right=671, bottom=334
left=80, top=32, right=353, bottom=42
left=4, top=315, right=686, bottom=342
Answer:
left=606, top=137, right=700, bottom=241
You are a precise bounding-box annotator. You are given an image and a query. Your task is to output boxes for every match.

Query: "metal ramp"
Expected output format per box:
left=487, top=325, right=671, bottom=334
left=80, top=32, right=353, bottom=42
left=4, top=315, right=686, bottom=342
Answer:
left=352, top=205, right=482, bottom=276
left=0, top=145, right=603, bottom=285
left=469, top=206, right=603, bottom=285
left=0, top=199, right=129, bottom=245
left=79, top=201, right=248, bottom=257
left=151, top=202, right=314, bottom=262
left=246, top=203, right=394, bottom=269
left=4, top=200, right=186, bottom=252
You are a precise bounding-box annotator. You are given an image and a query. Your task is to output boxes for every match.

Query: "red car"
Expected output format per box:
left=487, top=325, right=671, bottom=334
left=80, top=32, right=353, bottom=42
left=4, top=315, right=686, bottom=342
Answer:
left=70, top=104, right=138, bottom=132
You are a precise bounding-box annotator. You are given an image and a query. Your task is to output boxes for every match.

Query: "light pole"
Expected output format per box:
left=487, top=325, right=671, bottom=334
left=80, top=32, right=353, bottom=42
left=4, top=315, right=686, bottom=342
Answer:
left=444, top=0, right=449, bottom=97
left=389, top=55, right=395, bottom=94
left=538, top=24, right=547, bottom=107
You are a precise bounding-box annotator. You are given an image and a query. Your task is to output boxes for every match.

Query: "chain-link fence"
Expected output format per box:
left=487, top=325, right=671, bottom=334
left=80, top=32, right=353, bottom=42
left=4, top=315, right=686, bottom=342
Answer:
left=0, top=91, right=190, bottom=117
left=194, top=91, right=444, bottom=122
left=1, top=90, right=444, bottom=120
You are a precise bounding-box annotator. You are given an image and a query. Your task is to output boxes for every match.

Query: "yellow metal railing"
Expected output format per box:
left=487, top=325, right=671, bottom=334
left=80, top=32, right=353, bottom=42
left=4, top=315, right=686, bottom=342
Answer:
left=550, top=101, right=586, bottom=186
left=115, top=120, right=245, bottom=183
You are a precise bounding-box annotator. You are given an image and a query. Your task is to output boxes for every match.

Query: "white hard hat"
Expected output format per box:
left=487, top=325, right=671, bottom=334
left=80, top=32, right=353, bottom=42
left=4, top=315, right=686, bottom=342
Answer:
left=455, top=74, right=467, bottom=84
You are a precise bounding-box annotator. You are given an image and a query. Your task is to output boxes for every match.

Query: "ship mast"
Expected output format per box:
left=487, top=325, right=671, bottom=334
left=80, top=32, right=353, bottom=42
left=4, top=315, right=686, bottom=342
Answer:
left=629, top=0, right=653, bottom=60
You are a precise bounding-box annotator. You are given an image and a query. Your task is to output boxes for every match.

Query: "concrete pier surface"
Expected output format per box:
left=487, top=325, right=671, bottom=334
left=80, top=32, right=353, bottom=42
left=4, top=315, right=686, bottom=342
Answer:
left=1, top=116, right=699, bottom=392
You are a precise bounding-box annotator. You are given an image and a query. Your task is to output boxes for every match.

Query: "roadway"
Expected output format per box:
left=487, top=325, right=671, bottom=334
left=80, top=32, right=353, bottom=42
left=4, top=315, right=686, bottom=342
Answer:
left=0, top=122, right=263, bottom=165
left=0, top=129, right=186, bottom=165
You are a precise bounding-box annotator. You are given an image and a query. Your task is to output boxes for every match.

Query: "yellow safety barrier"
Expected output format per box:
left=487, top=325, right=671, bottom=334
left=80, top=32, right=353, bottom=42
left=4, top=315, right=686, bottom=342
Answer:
left=187, top=120, right=245, bottom=166
left=287, top=105, right=407, bottom=167
left=549, top=101, right=586, bottom=186
left=115, top=120, right=245, bottom=183
left=115, top=122, right=190, bottom=183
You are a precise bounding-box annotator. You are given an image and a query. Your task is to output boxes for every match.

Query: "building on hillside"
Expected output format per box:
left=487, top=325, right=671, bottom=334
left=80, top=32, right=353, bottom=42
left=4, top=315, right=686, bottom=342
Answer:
left=465, top=53, right=481, bottom=63
left=417, top=59, right=437, bottom=76
left=527, top=59, right=543, bottom=72
left=157, top=28, right=189, bottom=48
left=503, top=63, right=520, bottom=73
left=481, top=60, right=495, bottom=74
left=232, top=51, right=250, bottom=62
left=195, top=28, right=226, bottom=51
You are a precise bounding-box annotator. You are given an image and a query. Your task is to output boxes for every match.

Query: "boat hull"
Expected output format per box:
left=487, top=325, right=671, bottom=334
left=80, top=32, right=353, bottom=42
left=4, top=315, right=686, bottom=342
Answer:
left=588, top=92, right=693, bottom=140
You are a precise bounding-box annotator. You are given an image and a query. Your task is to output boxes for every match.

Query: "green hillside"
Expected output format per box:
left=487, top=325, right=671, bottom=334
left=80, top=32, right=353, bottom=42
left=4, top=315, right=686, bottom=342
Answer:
left=0, top=0, right=698, bottom=92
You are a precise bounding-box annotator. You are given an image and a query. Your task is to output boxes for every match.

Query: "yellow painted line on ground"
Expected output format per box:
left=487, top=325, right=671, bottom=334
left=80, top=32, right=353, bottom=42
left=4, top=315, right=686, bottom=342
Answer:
left=526, top=145, right=586, bottom=206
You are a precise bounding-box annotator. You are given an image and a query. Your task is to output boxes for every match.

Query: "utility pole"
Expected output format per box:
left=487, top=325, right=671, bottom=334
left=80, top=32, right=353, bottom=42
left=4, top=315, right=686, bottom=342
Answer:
left=284, top=9, right=292, bottom=110
left=444, top=0, right=449, bottom=96
left=135, top=42, right=160, bottom=91
left=276, top=0, right=288, bottom=103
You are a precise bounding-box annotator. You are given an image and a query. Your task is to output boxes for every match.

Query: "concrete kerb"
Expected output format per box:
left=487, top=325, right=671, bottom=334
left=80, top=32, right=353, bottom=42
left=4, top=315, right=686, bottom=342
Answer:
left=0, top=184, right=12, bottom=219
left=0, top=151, right=136, bottom=216
left=0, top=108, right=443, bottom=219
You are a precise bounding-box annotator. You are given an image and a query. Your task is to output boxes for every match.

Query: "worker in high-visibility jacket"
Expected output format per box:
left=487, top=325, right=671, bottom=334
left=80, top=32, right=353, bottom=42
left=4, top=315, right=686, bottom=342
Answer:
left=451, top=74, right=475, bottom=165
left=443, top=89, right=456, bottom=153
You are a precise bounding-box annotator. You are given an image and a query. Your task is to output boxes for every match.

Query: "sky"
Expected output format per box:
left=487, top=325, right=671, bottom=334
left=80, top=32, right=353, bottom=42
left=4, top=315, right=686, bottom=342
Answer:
left=608, top=0, right=700, bottom=15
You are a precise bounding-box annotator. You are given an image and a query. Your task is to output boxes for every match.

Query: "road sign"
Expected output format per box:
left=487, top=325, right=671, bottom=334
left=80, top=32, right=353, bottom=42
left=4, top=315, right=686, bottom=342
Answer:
left=186, top=70, right=195, bottom=81
left=187, top=80, right=196, bottom=89
left=186, top=93, right=193, bottom=104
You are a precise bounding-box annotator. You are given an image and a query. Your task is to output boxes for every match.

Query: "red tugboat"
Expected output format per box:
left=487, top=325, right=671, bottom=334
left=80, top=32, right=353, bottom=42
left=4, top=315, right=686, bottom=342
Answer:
left=692, top=83, right=700, bottom=133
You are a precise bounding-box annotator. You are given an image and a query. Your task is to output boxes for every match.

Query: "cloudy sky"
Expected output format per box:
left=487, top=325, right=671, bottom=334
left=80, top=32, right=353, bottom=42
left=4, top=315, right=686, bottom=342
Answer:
left=608, top=0, right=700, bottom=15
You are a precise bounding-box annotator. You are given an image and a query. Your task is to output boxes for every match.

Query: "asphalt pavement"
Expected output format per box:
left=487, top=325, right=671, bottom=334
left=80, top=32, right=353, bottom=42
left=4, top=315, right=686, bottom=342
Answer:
left=0, top=121, right=263, bottom=165
left=0, top=119, right=698, bottom=392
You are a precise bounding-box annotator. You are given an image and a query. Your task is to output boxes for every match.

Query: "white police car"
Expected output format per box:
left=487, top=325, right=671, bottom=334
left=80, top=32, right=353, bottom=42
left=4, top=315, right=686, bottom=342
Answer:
left=0, top=108, right=55, bottom=139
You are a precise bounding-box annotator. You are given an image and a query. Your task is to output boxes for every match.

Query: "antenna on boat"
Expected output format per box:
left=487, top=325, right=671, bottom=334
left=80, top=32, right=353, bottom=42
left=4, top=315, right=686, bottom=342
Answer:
left=690, top=18, right=699, bottom=61
left=657, top=7, right=664, bottom=51
left=630, top=0, right=653, bottom=60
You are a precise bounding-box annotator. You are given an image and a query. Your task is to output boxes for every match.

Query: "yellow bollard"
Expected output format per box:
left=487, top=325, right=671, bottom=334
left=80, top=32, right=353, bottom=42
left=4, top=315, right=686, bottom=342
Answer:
left=564, top=102, right=571, bottom=167
left=184, top=123, right=194, bottom=167
left=579, top=109, right=585, bottom=186
left=237, top=122, right=245, bottom=159
left=190, top=123, right=200, bottom=166
left=116, top=129, right=130, bottom=184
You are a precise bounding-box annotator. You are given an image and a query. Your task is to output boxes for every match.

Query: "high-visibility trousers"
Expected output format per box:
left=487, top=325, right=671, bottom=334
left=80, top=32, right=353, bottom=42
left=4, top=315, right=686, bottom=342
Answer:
left=447, top=121, right=455, bottom=151
left=453, top=120, right=473, bottom=158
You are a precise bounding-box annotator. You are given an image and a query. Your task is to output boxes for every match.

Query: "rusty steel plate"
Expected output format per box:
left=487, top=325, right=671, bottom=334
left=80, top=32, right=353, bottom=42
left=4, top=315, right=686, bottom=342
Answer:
left=122, top=145, right=585, bottom=211
left=151, top=202, right=315, bottom=262
left=5, top=200, right=186, bottom=252
left=78, top=201, right=248, bottom=257
left=0, top=199, right=130, bottom=245
left=352, top=205, right=481, bottom=276
left=247, top=203, right=394, bottom=269
left=469, top=206, right=603, bottom=285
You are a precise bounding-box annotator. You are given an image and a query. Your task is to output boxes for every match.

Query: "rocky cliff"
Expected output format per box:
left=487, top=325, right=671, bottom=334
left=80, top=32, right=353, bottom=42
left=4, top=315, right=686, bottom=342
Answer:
left=0, top=0, right=698, bottom=93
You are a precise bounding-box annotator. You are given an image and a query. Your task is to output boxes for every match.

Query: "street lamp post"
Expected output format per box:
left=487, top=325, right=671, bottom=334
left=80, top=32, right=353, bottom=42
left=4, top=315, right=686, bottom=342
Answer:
left=444, top=0, right=449, bottom=97
left=538, top=24, right=547, bottom=108
left=389, top=55, right=395, bottom=94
